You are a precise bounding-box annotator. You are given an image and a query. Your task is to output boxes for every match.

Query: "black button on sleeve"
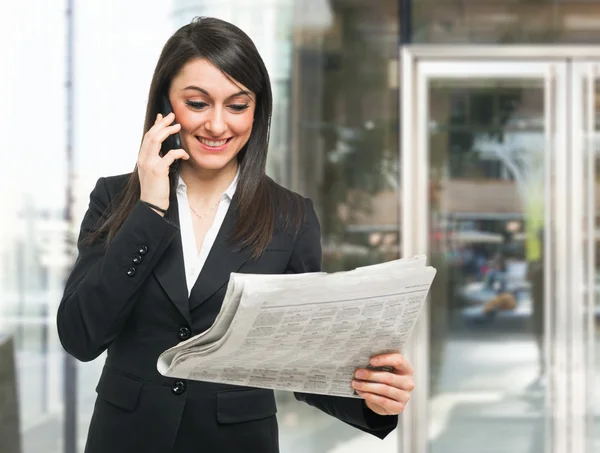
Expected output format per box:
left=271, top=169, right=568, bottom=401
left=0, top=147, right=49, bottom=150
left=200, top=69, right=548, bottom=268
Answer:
left=172, top=380, right=186, bottom=395
left=139, top=245, right=148, bottom=255
left=126, top=267, right=137, bottom=277
left=132, top=255, right=142, bottom=264
left=178, top=327, right=191, bottom=341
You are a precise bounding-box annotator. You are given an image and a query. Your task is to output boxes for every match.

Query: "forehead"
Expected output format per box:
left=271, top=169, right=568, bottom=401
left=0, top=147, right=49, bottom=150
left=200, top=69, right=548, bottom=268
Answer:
left=171, top=58, right=253, bottom=97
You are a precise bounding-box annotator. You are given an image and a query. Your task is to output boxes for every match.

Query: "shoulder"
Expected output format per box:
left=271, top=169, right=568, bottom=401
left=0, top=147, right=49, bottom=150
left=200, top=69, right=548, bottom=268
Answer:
left=265, top=177, right=318, bottom=229
left=266, top=177, right=304, bottom=202
left=88, top=172, right=132, bottom=205
left=265, top=178, right=320, bottom=245
left=267, top=179, right=322, bottom=270
left=266, top=177, right=313, bottom=212
left=102, top=172, right=133, bottom=197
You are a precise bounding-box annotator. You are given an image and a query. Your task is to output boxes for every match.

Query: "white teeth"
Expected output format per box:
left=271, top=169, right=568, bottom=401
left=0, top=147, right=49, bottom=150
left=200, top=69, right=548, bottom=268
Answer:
left=198, top=137, right=228, bottom=147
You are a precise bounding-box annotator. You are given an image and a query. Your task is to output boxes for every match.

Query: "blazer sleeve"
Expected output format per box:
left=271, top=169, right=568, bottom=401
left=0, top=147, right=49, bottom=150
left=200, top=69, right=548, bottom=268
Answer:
left=289, top=198, right=398, bottom=439
left=57, top=177, right=179, bottom=362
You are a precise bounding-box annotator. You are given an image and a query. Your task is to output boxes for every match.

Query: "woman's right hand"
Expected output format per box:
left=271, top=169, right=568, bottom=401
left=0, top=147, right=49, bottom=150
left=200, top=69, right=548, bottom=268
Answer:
left=138, top=112, right=189, bottom=213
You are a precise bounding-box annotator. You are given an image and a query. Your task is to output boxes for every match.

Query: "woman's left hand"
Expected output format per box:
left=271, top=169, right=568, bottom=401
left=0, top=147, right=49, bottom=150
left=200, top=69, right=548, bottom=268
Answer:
left=352, top=352, right=415, bottom=416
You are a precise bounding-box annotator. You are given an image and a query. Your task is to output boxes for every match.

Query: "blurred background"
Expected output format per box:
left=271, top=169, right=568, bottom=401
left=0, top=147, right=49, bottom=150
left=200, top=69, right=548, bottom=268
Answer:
left=1, top=0, right=600, bottom=452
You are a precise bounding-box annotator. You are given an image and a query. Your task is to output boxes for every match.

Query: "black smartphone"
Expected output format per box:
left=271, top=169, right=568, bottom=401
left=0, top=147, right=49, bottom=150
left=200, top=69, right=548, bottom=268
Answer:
left=157, top=94, right=182, bottom=173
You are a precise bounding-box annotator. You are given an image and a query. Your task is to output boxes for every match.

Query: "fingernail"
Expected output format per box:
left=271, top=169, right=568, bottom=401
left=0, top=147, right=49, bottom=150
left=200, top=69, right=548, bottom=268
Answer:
left=355, top=370, right=367, bottom=379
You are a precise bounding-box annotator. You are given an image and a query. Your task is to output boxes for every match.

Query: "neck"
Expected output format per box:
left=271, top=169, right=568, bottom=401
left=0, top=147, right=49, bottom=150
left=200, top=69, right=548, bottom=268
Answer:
left=178, top=161, right=238, bottom=203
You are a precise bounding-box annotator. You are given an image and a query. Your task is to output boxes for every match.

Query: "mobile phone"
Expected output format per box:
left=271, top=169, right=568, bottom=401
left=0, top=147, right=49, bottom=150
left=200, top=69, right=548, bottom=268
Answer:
left=157, top=94, right=182, bottom=172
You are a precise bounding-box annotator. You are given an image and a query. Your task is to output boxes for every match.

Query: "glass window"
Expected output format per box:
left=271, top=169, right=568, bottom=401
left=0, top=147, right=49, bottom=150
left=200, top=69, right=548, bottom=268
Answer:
left=1, top=2, right=175, bottom=452
left=284, top=1, right=401, bottom=449
left=413, top=0, right=600, bottom=44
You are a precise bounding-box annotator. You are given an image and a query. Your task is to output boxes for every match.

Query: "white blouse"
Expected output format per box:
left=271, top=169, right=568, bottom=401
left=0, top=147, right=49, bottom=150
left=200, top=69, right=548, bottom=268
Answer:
left=175, top=171, right=239, bottom=296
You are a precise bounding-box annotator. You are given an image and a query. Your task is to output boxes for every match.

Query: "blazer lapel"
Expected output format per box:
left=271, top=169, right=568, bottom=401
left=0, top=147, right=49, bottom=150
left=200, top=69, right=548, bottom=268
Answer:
left=152, top=192, right=192, bottom=325
left=189, top=201, right=252, bottom=312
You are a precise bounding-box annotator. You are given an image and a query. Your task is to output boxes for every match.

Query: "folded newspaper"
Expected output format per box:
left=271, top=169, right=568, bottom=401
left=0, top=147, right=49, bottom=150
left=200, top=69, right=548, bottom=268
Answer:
left=157, top=255, right=436, bottom=398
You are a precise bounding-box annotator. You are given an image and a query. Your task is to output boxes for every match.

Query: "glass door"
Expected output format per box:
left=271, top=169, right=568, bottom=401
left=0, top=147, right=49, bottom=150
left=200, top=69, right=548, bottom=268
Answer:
left=401, top=56, right=571, bottom=453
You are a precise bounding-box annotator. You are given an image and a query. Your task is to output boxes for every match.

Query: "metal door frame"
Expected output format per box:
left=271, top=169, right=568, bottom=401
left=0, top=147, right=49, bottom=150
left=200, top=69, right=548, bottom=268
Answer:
left=399, top=45, right=600, bottom=453
left=568, top=60, right=599, bottom=453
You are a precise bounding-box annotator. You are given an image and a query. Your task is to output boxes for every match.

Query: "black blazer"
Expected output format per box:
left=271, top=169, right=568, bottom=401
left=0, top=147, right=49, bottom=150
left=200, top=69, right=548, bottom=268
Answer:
left=57, top=173, right=397, bottom=453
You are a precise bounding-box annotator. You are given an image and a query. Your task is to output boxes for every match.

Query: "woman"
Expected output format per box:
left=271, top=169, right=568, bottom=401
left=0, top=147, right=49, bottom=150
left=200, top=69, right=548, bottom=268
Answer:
left=57, top=17, right=415, bottom=453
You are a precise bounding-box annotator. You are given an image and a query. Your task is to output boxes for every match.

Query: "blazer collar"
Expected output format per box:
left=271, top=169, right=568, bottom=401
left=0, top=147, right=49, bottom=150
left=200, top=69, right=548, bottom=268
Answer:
left=152, top=187, right=252, bottom=321
left=151, top=189, right=191, bottom=325
left=188, top=197, right=252, bottom=312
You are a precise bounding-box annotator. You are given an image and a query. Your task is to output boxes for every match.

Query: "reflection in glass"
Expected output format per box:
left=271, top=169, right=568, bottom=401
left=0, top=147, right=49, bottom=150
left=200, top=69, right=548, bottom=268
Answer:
left=427, top=80, right=547, bottom=453
left=413, top=1, right=600, bottom=44
left=280, top=1, right=400, bottom=451
left=1, top=199, right=68, bottom=452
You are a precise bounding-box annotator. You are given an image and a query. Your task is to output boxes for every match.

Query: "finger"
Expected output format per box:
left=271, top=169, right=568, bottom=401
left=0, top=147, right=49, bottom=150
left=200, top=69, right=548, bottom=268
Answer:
left=160, top=111, right=175, bottom=124
left=161, top=149, right=189, bottom=167
left=148, top=113, right=177, bottom=133
left=369, top=353, right=414, bottom=375
left=142, top=124, right=182, bottom=155
left=356, top=390, right=406, bottom=415
left=354, top=369, right=415, bottom=392
left=153, top=123, right=182, bottom=143
left=352, top=379, right=410, bottom=403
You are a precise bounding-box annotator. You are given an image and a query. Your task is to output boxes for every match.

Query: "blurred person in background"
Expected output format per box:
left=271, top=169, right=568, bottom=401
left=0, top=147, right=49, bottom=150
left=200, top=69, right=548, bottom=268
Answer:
left=56, top=16, right=414, bottom=453
left=484, top=252, right=507, bottom=293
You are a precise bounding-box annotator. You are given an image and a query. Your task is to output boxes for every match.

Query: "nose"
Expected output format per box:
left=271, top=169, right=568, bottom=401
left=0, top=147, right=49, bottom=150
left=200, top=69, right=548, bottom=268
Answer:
left=204, top=107, right=227, bottom=136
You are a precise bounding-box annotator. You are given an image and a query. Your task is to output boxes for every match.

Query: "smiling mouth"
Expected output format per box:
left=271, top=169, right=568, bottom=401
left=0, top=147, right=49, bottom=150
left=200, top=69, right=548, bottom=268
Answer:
left=196, top=137, right=232, bottom=147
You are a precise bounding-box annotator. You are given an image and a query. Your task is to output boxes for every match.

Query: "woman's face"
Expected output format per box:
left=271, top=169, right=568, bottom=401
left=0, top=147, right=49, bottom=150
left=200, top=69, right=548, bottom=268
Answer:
left=168, top=58, right=256, bottom=173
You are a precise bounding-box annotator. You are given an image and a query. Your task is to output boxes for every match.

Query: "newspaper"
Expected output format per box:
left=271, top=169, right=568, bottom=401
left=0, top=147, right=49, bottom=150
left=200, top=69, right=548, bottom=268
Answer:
left=157, top=255, right=436, bottom=398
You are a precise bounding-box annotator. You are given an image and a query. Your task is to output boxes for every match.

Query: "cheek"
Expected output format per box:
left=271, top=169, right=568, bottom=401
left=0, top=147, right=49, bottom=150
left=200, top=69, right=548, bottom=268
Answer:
left=230, top=114, right=254, bottom=138
left=177, top=111, right=205, bottom=132
left=171, top=105, right=194, bottom=131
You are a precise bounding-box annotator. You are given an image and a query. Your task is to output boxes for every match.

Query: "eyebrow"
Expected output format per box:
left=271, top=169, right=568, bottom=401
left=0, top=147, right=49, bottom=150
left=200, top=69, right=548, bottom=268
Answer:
left=183, top=85, right=253, bottom=100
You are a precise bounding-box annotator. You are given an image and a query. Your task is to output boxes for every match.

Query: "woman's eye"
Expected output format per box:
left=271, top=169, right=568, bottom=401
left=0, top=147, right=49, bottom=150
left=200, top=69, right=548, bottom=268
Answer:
left=229, top=104, right=249, bottom=112
left=185, top=100, right=208, bottom=110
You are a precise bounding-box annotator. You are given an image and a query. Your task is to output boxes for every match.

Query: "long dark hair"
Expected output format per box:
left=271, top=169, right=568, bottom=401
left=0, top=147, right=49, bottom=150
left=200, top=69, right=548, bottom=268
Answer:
left=87, top=17, right=304, bottom=258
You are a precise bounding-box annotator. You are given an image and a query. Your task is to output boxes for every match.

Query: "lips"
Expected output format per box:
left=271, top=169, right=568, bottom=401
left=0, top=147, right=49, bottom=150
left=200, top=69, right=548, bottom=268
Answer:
left=195, top=136, right=232, bottom=152
left=198, top=137, right=228, bottom=147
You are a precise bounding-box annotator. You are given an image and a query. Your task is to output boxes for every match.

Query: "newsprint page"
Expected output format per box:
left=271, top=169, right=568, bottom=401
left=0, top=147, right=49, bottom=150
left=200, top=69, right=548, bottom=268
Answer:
left=157, top=255, right=436, bottom=398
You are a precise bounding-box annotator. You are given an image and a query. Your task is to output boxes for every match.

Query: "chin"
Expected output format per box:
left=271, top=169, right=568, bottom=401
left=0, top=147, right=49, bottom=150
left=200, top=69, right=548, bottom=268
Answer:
left=188, top=153, right=238, bottom=172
